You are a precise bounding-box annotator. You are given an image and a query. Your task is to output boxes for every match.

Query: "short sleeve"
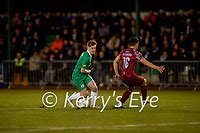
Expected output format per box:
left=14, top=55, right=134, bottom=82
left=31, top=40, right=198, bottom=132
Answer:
left=135, top=51, right=143, bottom=60
left=81, top=53, right=89, bottom=69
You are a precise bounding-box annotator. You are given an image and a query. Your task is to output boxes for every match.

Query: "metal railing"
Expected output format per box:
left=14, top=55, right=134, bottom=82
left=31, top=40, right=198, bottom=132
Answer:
left=0, top=60, right=199, bottom=90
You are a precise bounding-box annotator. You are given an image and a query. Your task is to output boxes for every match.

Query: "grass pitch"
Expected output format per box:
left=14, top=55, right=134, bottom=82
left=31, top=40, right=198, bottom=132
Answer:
left=0, top=87, right=200, bottom=133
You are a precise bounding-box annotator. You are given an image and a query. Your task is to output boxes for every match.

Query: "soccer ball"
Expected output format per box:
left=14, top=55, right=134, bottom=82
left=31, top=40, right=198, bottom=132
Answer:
left=76, top=98, right=87, bottom=108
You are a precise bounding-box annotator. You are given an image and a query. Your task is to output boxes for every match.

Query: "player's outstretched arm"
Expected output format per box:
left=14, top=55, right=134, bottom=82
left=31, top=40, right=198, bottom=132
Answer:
left=140, top=57, right=165, bottom=73
left=113, top=55, right=121, bottom=80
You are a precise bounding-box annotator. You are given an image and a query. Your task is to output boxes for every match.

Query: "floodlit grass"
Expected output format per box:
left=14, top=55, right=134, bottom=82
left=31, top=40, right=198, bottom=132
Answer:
left=0, top=87, right=200, bottom=133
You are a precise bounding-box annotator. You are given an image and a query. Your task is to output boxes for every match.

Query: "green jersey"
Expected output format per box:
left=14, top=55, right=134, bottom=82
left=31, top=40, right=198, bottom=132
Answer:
left=72, top=51, right=92, bottom=80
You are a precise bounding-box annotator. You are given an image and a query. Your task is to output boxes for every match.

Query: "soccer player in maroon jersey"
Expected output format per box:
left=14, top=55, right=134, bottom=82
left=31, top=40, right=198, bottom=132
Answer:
left=113, top=37, right=165, bottom=108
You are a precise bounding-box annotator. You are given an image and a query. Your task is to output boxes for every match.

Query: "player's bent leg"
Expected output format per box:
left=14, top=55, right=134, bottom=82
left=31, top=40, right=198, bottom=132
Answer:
left=80, top=89, right=89, bottom=96
left=114, top=87, right=133, bottom=109
left=120, top=88, right=132, bottom=104
left=70, top=79, right=89, bottom=101
left=67, top=88, right=89, bottom=108
left=69, top=89, right=87, bottom=101
left=86, top=78, right=98, bottom=92
left=87, top=80, right=99, bottom=107
left=85, top=76, right=100, bottom=108
left=68, top=78, right=90, bottom=107
left=141, top=78, right=148, bottom=102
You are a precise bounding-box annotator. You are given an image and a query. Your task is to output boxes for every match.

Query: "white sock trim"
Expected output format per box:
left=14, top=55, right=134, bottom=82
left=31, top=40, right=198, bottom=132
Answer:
left=91, top=91, right=97, bottom=106
left=69, top=92, right=80, bottom=100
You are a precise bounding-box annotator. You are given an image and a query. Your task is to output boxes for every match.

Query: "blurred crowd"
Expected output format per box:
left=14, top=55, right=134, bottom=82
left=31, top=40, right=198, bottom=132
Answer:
left=0, top=9, right=199, bottom=62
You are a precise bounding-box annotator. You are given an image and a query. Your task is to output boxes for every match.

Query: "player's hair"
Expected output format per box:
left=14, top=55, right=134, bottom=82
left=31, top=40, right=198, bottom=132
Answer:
left=87, top=40, right=97, bottom=47
left=128, top=37, right=139, bottom=46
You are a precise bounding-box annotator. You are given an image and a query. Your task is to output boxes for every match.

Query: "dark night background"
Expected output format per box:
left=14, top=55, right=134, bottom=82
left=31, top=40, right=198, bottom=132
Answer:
left=0, top=0, right=198, bottom=13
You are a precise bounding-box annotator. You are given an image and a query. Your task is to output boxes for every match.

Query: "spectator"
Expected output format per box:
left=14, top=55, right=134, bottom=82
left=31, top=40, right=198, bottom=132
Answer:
left=149, top=41, right=160, bottom=61
left=98, top=22, right=110, bottom=38
left=14, top=52, right=26, bottom=85
left=106, top=35, right=120, bottom=59
left=0, top=9, right=199, bottom=61
left=29, top=51, right=41, bottom=84
left=51, top=35, right=63, bottom=51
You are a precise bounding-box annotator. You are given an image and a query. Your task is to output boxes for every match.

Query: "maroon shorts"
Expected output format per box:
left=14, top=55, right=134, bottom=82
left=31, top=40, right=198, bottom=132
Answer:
left=122, top=74, right=144, bottom=88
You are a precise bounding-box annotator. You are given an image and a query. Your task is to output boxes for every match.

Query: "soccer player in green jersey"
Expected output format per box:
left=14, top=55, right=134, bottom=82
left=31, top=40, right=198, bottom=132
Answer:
left=69, top=40, right=98, bottom=108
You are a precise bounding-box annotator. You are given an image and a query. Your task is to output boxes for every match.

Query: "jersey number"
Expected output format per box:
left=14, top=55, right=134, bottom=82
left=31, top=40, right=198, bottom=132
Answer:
left=123, top=57, right=130, bottom=69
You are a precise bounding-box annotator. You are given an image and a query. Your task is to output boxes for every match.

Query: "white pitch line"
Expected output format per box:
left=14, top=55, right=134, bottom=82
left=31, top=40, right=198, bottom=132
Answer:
left=0, top=107, right=64, bottom=111
left=0, top=122, right=199, bottom=132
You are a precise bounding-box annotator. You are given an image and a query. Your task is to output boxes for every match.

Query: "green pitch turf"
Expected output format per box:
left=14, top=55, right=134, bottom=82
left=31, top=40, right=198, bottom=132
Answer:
left=0, top=87, right=200, bottom=133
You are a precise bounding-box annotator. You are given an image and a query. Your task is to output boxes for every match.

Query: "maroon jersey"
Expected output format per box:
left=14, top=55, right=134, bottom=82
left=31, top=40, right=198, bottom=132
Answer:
left=120, top=48, right=143, bottom=78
